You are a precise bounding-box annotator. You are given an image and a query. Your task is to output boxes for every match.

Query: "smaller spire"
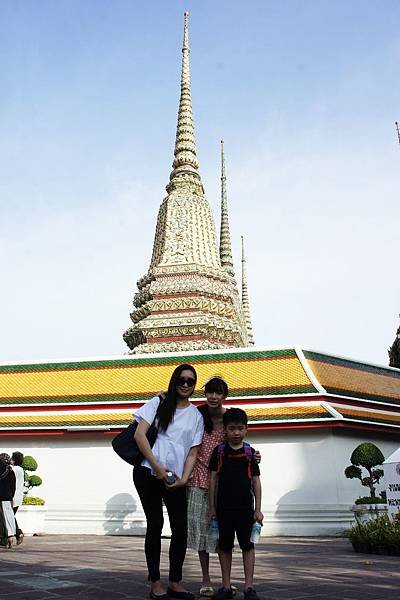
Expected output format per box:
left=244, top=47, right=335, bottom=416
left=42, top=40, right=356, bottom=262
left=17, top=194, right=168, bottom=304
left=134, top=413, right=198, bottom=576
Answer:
left=219, top=140, right=235, bottom=276
left=241, top=236, right=254, bottom=346
left=396, top=121, right=400, bottom=147
left=388, top=315, right=400, bottom=368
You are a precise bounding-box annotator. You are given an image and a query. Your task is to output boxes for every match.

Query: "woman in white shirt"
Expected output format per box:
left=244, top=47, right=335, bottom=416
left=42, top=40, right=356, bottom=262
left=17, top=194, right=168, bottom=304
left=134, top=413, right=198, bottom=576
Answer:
left=133, top=363, right=204, bottom=600
left=11, top=451, right=24, bottom=545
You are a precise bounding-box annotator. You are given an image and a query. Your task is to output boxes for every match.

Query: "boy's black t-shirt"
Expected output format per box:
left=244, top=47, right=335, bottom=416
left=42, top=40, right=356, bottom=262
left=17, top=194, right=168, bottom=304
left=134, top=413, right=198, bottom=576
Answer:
left=209, top=442, right=260, bottom=511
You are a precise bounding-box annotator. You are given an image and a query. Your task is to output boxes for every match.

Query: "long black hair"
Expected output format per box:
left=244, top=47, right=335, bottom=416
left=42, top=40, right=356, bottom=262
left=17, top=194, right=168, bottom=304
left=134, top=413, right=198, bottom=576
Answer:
left=198, top=376, right=229, bottom=434
left=12, top=452, right=24, bottom=467
left=156, top=363, right=197, bottom=432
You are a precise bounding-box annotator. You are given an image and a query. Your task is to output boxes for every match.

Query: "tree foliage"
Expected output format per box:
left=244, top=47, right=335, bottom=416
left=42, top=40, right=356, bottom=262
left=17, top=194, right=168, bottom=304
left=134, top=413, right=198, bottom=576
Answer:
left=350, top=443, right=385, bottom=469
left=26, top=475, right=42, bottom=491
left=22, top=456, right=38, bottom=472
left=345, top=465, right=362, bottom=480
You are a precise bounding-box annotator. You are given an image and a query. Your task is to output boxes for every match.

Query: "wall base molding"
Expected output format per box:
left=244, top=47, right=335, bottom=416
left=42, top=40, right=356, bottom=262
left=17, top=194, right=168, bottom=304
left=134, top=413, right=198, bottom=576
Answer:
left=43, top=503, right=354, bottom=536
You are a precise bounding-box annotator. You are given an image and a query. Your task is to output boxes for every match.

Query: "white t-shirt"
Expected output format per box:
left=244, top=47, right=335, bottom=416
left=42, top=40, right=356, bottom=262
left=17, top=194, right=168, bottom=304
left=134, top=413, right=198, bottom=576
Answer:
left=12, top=465, right=24, bottom=507
left=134, top=396, right=204, bottom=478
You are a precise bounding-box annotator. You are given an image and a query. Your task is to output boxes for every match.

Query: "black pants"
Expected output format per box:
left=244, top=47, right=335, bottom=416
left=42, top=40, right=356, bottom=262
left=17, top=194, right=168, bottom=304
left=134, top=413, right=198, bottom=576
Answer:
left=133, top=466, right=187, bottom=583
left=13, top=506, right=22, bottom=537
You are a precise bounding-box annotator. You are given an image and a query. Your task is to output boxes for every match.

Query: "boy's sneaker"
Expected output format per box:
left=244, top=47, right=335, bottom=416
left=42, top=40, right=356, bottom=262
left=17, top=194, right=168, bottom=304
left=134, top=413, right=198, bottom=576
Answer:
left=213, top=587, right=234, bottom=600
left=243, top=588, right=260, bottom=600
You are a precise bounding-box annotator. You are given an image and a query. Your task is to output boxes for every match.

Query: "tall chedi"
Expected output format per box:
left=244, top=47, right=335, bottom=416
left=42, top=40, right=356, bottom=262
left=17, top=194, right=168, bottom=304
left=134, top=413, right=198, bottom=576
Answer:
left=123, top=12, right=250, bottom=353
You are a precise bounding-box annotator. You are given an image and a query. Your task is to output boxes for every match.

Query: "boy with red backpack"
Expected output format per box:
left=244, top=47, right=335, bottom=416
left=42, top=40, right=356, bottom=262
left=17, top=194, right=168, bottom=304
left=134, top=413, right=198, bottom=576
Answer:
left=208, top=408, right=263, bottom=600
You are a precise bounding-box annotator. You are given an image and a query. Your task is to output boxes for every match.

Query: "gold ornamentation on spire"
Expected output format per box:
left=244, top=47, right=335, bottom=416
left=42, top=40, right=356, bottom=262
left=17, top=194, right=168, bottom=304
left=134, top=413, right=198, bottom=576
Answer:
left=167, top=11, right=203, bottom=195
left=241, top=236, right=255, bottom=346
left=219, top=140, right=235, bottom=277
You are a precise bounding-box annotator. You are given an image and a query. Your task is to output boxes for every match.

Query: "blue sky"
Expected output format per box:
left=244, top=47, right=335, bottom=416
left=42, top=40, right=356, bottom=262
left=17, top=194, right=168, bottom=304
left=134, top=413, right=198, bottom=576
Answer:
left=0, top=0, right=399, bottom=365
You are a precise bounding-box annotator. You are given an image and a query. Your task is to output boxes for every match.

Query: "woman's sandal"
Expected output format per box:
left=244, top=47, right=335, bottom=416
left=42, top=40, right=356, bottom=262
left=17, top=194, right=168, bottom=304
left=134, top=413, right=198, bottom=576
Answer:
left=167, top=588, right=194, bottom=600
left=199, top=586, right=214, bottom=597
left=16, top=532, right=24, bottom=546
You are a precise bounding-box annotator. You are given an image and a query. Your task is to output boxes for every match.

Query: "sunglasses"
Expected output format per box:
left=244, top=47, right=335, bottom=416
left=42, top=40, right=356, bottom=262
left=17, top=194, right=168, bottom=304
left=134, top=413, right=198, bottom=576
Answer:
left=177, top=376, right=196, bottom=387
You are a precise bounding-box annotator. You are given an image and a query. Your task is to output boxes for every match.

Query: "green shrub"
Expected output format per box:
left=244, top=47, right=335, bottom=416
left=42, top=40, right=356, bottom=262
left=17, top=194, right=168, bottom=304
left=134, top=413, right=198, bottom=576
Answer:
left=345, top=442, right=385, bottom=501
left=351, top=443, right=384, bottom=470
left=27, top=474, right=42, bottom=488
left=22, top=454, right=44, bottom=503
left=355, top=496, right=387, bottom=505
left=348, top=514, right=400, bottom=554
left=22, top=496, right=45, bottom=506
left=22, top=456, right=38, bottom=471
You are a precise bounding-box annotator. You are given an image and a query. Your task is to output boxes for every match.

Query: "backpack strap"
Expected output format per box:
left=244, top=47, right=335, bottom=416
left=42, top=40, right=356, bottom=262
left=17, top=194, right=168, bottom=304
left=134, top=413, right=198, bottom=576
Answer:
left=216, top=442, right=226, bottom=475
left=243, top=442, right=252, bottom=480
left=216, top=441, right=253, bottom=480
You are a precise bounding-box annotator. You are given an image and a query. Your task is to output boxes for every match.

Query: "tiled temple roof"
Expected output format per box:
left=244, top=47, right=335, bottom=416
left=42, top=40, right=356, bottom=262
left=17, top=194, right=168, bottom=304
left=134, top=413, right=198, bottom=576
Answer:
left=0, top=347, right=399, bottom=433
left=304, top=350, right=400, bottom=405
left=0, top=404, right=336, bottom=431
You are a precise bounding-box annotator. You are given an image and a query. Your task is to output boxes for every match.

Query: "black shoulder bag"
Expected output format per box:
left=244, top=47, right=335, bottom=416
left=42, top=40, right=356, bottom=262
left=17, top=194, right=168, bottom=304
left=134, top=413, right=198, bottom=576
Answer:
left=112, top=396, right=162, bottom=466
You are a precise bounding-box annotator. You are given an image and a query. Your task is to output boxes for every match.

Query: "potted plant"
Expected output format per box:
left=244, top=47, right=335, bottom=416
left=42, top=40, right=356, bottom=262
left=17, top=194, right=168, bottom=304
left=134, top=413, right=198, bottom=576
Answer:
left=348, top=518, right=371, bottom=553
left=344, top=442, right=387, bottom=522
left=347, top=513, right=400, bottom=555
left=386, top=514, right=400, bottom=556
left=17, top=455, right=46, bottom=535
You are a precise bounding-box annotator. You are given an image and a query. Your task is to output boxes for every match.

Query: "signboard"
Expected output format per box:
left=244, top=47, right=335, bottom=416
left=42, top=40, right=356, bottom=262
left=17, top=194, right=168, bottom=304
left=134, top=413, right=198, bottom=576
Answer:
left=383, top=448, right=400, bottom=521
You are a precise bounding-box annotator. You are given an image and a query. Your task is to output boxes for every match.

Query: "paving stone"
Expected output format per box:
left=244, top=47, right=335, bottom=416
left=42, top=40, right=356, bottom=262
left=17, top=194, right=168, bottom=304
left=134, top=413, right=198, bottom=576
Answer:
left=6, top=578, right=84, bottom=591
left=0, top=536, right=398, bottom=599
left=2, top=592, right=59, bottom=600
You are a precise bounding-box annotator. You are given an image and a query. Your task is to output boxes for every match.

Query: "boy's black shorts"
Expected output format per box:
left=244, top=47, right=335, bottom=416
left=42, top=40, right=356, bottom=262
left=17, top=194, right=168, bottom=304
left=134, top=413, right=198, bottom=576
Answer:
left=217, top=508, right=254, bottom=551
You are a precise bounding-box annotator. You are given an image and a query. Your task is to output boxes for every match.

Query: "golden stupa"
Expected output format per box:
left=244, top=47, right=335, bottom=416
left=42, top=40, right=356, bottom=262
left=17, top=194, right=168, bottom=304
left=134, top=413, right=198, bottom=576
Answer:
left=123, top=13, right=254, bottom=354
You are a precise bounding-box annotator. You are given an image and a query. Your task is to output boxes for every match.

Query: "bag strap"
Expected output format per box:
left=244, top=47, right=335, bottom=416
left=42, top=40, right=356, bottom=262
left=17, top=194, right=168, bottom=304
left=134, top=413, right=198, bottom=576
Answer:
left=152, top=394, right=165, bottom=430
left=243, top=442, right=252, bottom=480
left=216, top=442, right=226, bottom=475
left=216, top=441, right=253, bottom=480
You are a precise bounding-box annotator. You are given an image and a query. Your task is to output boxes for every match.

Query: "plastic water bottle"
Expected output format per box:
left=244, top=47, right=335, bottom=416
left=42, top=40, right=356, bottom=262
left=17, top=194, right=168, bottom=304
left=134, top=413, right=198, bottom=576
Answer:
left=208, top=517, right=219, bottom=547
left=250, top=521, right=262, bottom=543
left=165, top=471, right=177, bottom=485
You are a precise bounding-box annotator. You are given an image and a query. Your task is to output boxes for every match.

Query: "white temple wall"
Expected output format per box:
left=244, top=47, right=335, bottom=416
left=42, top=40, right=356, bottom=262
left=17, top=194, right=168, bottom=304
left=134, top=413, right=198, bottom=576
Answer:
left=3, top=428, right=399, bottom=536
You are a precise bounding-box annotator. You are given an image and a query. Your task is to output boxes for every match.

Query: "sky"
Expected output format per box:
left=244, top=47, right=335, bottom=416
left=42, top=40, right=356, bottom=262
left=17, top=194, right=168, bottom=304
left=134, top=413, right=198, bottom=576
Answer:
left=0, top=0, right=399, bottom=366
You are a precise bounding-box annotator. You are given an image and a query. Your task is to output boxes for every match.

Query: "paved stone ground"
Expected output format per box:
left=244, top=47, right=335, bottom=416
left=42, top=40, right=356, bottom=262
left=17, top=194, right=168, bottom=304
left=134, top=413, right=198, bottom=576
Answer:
left=0, top=535, right=398, bottom=600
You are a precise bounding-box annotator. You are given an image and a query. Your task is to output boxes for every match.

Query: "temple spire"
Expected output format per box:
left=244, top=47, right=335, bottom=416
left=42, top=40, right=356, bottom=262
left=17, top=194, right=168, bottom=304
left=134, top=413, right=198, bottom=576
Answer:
left=388, top=316, right=400, bottom=368
left=241, top=236, right=254, bottom=346
left=123, top=13, right=248, bottom=354
left=167, top=11, right=203, bottom=194
left=219, top=140, right=235, bottom=276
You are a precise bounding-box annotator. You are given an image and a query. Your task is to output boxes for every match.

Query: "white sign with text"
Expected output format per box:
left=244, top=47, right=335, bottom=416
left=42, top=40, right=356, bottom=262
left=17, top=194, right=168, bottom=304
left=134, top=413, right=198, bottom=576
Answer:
left=383, top=448, right=400, bottom=520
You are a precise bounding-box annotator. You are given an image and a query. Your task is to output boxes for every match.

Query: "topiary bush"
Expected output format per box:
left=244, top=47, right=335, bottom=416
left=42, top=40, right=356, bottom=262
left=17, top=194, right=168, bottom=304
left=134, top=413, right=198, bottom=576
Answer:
left=345, top=442, right=385, bottom=502
left=22, top=455, right=44, bottom=504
